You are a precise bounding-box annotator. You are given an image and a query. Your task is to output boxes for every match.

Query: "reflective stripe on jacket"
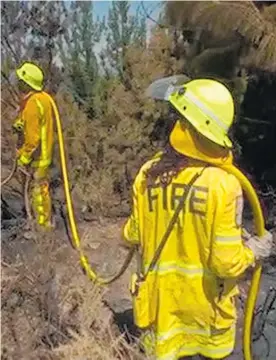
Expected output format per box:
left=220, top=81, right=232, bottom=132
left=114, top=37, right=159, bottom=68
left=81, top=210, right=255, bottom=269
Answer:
left=123, top=157, right=254, bottom=359
left=16, top=91, right=54, bottom=168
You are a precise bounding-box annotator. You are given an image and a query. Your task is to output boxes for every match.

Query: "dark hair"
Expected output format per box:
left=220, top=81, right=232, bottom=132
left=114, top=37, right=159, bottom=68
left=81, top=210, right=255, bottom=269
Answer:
left=145, top=144, right=189, bottom=187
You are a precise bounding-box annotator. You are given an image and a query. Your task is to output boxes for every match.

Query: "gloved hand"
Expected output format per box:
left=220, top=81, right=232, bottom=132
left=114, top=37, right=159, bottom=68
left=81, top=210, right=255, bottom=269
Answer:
left=16, top=149, right=31, bottom=168
left=17, top=157, right=25, bottom=167
left=244, top=230, right=273, bottom=261
left=12, top=117, right=24, bottom=133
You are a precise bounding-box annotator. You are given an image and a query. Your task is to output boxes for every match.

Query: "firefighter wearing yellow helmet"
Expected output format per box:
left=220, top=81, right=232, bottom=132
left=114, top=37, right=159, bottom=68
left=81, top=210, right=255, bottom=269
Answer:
left=13, top=62, right=54, bottom=229
left=122, top=77, right=273, bottom=359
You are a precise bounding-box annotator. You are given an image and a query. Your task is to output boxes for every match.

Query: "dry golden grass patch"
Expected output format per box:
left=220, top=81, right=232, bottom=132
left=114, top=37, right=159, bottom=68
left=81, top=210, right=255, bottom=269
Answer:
left=1, top=225, right=143, bottom=360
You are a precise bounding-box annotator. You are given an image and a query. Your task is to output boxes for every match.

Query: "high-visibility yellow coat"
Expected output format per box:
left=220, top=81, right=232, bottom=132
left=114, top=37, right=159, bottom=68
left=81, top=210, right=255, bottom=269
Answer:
left=15, top=91, right=54, bottom=227
left=123, top=155, right=255, bottom=360
left=16, top=91, right=54, bottom=168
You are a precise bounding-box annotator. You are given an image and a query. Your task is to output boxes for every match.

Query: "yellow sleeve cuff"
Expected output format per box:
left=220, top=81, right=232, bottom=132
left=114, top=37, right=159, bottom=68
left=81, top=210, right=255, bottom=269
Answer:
left=245, top=246, right=256, bottom=267
left=123, top=217, right=140, bottom=245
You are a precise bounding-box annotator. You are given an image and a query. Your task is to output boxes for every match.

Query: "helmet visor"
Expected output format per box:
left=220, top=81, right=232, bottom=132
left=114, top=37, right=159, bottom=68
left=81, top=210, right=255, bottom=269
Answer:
left=145, top=75, right=190, bottom=100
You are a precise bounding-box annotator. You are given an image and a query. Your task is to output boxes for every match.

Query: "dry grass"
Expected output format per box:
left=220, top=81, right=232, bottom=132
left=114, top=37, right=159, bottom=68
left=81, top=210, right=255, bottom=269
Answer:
left=1, top=225, right=144, bottom=360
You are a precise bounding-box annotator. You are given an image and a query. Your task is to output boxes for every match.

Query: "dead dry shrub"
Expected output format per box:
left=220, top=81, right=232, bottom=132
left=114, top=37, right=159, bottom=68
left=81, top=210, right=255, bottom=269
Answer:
left=1, top=90, right=19, bottom=167
left=53, top=30, right=183, bottom=217
left=54, top=90, right=123, bottom=216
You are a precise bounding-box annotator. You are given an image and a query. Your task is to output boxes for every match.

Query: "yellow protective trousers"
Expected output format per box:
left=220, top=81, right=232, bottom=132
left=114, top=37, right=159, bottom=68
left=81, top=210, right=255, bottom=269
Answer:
left=31, top=166, right=52, bottom=228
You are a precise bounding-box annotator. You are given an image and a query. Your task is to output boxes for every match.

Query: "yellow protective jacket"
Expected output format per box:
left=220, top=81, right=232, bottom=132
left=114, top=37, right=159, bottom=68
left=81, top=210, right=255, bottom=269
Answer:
left=123, top=155, right=255, bottom=360
left=16, top=91, right=54, bottom=168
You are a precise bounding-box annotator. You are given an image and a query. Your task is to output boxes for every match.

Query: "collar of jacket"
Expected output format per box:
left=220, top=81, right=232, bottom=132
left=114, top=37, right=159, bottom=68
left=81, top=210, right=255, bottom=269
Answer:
left=169, top=120, right=233, bottom=166
left=19, top=91, right=35, bottom=111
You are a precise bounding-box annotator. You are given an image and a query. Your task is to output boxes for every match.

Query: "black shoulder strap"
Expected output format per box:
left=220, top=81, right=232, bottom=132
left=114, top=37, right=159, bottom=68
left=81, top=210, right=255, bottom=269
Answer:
left=143, top=167, right=207, bottom=279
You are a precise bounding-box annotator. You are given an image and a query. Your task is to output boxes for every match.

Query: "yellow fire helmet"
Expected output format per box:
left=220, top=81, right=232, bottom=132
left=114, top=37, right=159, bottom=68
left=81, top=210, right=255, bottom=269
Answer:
left=16, top=62, right=44, bottom=91
left=146, top=76, right=235, bottom=148
left=169, top=79, right=234, bottom=148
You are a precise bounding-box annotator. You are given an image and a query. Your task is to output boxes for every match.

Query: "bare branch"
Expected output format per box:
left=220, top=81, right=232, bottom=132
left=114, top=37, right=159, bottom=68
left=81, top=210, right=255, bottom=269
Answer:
left=259, top=185, right=276, bottom=198
left=240, top=116, right=273, bottom=125
left=140, top=1, right=166, bottom=29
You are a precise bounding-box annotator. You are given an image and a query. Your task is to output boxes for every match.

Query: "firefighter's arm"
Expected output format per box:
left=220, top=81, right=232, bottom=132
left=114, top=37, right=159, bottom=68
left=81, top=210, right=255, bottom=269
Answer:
left=17, top=98, right=41, bottom=166
left=209, top=176, right=255, bottom=279
left=121, top=177, right=140, bottom=247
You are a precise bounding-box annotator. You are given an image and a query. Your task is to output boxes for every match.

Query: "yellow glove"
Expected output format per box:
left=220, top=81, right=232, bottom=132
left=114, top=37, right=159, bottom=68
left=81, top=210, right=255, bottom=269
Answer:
left=16, top=150, right=31, bottom=167
left=12, top=117, right=24, bottom=133
left=17, top=157, right=26, bottom=167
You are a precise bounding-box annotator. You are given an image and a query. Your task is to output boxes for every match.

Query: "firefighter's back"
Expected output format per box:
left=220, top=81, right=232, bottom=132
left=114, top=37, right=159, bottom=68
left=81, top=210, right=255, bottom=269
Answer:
left=134, top=156, right=242, bottom=359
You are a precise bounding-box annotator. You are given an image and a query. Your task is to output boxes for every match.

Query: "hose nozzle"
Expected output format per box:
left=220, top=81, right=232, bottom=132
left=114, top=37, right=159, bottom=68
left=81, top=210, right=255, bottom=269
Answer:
left=12, top=117, right=24, bottom=133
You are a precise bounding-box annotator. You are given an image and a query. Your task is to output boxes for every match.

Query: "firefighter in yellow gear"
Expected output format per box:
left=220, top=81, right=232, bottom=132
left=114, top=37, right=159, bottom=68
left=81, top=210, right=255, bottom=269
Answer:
left=123, top=77, right=273, bottom=359
left=13, top=62, right=54, bottom=229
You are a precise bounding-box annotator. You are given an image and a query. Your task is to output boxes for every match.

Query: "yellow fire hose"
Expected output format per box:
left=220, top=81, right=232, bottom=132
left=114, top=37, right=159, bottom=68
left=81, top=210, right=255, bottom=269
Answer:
left=219, top=164, right=265, bottom=360
left=45, top=93, right=135, bottom=285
